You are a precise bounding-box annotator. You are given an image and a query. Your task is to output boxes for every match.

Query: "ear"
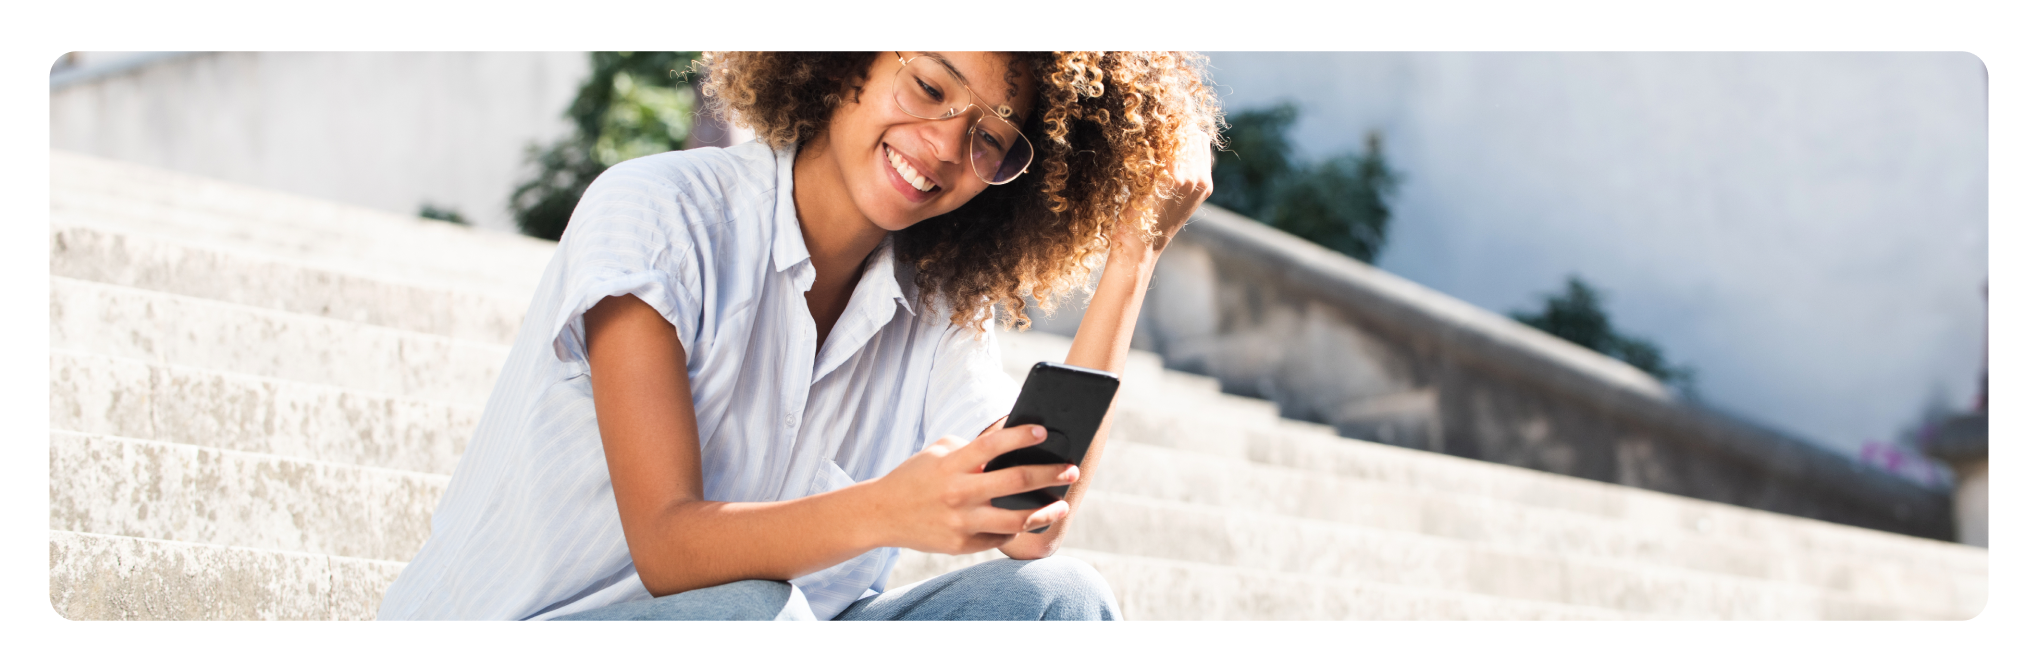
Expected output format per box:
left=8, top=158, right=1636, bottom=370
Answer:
left=845, top=51, right=887, bottom=105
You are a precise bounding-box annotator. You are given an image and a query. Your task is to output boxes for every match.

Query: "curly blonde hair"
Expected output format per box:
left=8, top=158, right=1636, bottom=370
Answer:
left=696, top=51, right=1221, bottom=331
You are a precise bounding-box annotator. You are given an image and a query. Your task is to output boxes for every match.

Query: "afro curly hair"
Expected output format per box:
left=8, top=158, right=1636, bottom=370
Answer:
left=696, top=51, right=1222, bottom=332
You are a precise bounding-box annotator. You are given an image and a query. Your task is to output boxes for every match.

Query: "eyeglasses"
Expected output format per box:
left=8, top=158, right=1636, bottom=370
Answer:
left=891, top=52, right=1033, bottom=185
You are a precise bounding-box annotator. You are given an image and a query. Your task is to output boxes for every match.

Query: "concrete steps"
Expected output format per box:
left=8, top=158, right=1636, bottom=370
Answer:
left=1084, top=442, right=1980, bottom=614
left=47, top=150, right=1986, bottom=620
left=53, top=225, right=531, bottom=345
left=52, top=277, right=508, bottom=407
left=51, top=350, right=480, bottom=475
left=50, top=431, right=445, bottom=563
left=51, top=155, right=557, bottom=300
left=49, top=530, right=398, bottom=621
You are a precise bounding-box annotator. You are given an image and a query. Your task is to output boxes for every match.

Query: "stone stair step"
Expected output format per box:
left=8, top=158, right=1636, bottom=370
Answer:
left=49, top=197, right=550, bottom=304
left=51, top=152, right=556, bottom=298
left=51, top=277, right=508, bottom=407
left=889, top=548, right=1629, bottom=620
left=1238, top=428, right=1988, bottom=579
left=52, top=225, right=532, bottom=346
left=52, top=350, right=479, bottom=476
left=1062, top=492, right=1966, bottom=619
left=50, top=431, right=445, bottom=564
left=1088, top=441, right=1983, bottom=614
left=49, top=530, right=400, bottom=621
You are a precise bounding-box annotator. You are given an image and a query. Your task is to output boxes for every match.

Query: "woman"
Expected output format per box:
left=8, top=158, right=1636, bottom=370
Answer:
left=379, top=51, right=1220, bottom=621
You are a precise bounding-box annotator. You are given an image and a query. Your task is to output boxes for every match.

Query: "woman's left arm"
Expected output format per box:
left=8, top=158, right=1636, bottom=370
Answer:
left=999, top=130, right=1214, bottom=560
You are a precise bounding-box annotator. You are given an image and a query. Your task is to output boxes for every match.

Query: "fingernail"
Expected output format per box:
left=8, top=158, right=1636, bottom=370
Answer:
left=1062, top=466, right=1080, bottom=481
left=1031, top=426, right=1046, bottom=439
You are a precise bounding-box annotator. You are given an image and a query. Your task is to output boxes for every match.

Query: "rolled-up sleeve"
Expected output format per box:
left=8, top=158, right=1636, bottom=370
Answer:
left=545, top=163, right=707, bottom=371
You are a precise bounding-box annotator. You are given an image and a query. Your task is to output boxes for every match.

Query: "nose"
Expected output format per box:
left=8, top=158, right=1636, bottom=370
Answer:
left=920, top=113, right=975, bottom=166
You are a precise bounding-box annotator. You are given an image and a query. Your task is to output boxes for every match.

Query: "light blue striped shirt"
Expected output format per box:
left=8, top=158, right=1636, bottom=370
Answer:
left=378, top=141, right=1020, bottom=620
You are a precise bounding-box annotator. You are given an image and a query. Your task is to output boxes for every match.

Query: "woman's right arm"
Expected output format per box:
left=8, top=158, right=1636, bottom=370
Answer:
left=583, top=294, right=1076, bottom=597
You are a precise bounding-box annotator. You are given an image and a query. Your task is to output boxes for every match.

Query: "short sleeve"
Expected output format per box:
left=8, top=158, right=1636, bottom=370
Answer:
left=545, top=160, right=707, bottom=370
left=923, top=316, right=1023, bottom=444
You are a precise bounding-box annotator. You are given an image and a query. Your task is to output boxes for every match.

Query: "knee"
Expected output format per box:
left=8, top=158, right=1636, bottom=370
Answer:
left=999, top=555, right=1120, bottom=620
left=691, top=579, right=802, bottom=620
left=607, top=579, right=797, bottom=621
left=1014, top=555, right=1112, bottom=596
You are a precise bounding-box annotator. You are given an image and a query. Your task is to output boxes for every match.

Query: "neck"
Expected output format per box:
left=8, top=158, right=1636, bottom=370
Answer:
left=792, top=136, right=889, bottom=294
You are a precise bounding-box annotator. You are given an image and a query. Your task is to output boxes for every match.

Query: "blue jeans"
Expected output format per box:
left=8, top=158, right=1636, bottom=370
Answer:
left=552, top=556, right=1122, bottom=621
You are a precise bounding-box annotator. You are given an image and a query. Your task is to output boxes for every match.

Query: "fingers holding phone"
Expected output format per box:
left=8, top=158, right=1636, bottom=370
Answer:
left=869, top=424, right=1075, bottom=555
left=869, top=362, right=1119, bottom=556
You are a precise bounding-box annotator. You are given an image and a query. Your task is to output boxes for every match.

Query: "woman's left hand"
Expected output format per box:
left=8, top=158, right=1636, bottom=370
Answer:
left=1111, top=125, right=1215, bottom=256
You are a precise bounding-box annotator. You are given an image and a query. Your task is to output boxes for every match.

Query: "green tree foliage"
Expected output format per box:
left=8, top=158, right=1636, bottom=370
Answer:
left=511, top=51, right=701, bottom=240
left=1510, top=275, right=1698, bottom=395
left=1209, top=102, right=1400, bottom=263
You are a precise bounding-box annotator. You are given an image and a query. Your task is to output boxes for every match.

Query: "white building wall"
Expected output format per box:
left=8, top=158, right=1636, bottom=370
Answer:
left=51, top=52, right=589, bottom=234
left=1201, top=52, right=1988, bottom=455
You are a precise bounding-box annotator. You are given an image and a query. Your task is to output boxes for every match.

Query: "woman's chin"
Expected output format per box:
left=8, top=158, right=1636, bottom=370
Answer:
left=855, top=187, right=948, bottom=232
left=853, top=195, right=930, bottom=232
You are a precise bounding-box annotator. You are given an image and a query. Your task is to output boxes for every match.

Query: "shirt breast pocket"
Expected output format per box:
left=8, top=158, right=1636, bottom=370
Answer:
left=806, top=459, right=860, bottom=497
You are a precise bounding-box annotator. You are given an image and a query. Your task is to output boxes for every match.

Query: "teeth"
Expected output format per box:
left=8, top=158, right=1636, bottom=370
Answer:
left=886, top=146, right=935, bottom=192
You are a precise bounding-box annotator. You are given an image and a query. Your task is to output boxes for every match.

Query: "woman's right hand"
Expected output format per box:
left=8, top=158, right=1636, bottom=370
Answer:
left=864, top=424, right=1079, bottom=555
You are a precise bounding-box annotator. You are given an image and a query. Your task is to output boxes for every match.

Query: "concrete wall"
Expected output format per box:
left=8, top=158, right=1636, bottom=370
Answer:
left=1034, top=206, right=1952, bottom=540
left=50, top=52, right=588, bottom=234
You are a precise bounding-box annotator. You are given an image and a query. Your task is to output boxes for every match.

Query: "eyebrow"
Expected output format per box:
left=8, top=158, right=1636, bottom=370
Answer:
left=920, top=52, right=974, bottom=89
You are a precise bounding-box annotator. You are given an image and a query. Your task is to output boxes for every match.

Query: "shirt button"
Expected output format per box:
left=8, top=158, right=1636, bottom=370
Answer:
left=784, top=413, right=797, bottom=428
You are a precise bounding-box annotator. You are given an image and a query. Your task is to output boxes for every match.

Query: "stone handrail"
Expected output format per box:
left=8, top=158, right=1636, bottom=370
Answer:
left=1139, top=204, right=1951, bottom=538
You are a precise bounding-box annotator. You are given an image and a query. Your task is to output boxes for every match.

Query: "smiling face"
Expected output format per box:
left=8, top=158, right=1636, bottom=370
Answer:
left=808, top=51, right=1036, bottom=232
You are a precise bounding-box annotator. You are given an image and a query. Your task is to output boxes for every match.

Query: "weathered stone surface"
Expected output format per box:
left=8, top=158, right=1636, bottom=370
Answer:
left=51, top=531, right=333, bottom=620
left=329, top=557, right=407, bottom=620
left=48, top=349, right=156, bottom=442
left=51, top=277, right=507, bottom=407
left=50, top=432, right=447, bottom=562
left=52, top=351, right=477, bottom=474
left=50, top=531, right=407, bottom=621
left=52, top=225, right=530, bottom=345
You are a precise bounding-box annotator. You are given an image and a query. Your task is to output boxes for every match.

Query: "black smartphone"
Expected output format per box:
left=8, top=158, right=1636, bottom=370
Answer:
left=985, top=362, right=1120, bottom=515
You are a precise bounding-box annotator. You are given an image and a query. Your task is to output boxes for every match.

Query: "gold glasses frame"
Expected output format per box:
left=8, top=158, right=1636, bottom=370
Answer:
left=889, top=51, right=1034, bottom=186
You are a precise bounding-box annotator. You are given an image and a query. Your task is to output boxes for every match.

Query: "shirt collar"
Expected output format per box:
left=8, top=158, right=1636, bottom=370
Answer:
left=813, top=236, right=916, bottom=380
left=770, top=140, right=917, bottom=318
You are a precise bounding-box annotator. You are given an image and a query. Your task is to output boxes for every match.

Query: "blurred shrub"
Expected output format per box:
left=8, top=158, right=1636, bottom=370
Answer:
left=418, top=203, right=468, bottom=225
left=1511, top=275, right=1699, bottom=396
left=1210, top=102, right=1399, bottom=263
left=512, top=51, right=701, bottom=240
